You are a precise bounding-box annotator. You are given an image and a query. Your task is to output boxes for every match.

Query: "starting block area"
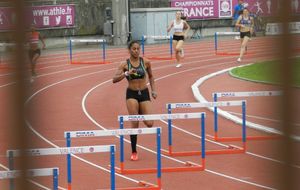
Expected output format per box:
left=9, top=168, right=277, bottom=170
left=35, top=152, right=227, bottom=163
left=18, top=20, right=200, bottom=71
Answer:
left=69, top=39, right=111, bottom=64
left=212, top=91, right=282, bottom=141
left=166, top=101, right=246, bottom=155
left=65, top=128, right=162, bottom=190
left=119, top=113, right=206, bottom=172
left=7, top=145, right=115, bottom=190
left=141, top=35, right=175, bottom=60
left=0, top=167, right=59, bottom=190
left=214, top=32, right=251, bottom=56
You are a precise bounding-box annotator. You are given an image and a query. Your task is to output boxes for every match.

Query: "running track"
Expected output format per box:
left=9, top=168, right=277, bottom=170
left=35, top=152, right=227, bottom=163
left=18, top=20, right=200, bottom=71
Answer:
left=0, top=36, right=299, bottom=190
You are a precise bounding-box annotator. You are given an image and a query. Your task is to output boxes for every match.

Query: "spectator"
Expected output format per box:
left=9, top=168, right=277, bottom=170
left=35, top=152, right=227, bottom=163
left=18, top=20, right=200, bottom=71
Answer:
left=233, top=0, right=245, bottom=34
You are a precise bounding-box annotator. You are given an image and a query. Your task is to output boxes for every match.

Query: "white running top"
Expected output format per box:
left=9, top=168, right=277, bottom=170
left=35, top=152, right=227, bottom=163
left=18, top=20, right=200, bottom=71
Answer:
left=173, top=19, right=184, bottom=33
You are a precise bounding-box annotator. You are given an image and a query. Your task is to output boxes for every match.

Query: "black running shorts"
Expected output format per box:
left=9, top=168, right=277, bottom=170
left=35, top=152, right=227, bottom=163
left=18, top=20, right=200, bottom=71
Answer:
left=126, top=88, right=151, bottom=102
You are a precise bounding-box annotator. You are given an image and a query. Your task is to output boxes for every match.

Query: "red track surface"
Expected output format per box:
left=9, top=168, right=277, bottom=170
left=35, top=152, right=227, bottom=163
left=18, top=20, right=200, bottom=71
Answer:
left=0, top=36, right=300, bottom=190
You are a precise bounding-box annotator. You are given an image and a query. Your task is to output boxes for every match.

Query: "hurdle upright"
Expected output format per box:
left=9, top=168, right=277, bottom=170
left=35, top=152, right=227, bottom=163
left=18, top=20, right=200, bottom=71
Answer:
left=7, top=145, right=115, bottom=190
left=0, top=168, right=59, bottom=190
left=65, top=128, right=162, bottom=190
left=141, top=35, right=175, bottom=60
left=118, top=112, right=206, bottom=173
left=166, top=101, right=246, bottom=156
left=212, top=91, right=282, bottom=141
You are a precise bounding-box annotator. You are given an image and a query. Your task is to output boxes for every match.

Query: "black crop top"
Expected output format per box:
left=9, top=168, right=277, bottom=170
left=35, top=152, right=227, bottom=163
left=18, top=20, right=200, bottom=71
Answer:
left=125, top=57, right=146, bottom=80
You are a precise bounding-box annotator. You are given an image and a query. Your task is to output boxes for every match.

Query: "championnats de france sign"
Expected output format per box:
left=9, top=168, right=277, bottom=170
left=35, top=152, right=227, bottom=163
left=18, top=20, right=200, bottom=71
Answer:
left=0, top=4, right=75, bottom=31
left=171, top=0, right=300, bottom=20
left=171, top=0, right=233, bottom=20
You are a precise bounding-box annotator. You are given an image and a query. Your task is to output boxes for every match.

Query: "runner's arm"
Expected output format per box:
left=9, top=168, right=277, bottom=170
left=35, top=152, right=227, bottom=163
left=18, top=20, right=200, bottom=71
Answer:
left=167, top=21, right=174, bottom=33
left=145, top=58, right=157, bottom=99
left=112, top=62, right=127, bottom=83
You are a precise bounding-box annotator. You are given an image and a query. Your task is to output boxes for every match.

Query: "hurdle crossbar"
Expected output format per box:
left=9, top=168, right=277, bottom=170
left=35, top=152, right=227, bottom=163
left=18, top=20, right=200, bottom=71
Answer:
left=65, top=128, right=162, bottom=190
left=166, top=101, right=246, bottom=156
left=141, top=35, right=174, bottom=60
left=7, top=145, right=115, bottom=190
left=212, top=91, right=282, bottom=141
left=69, top=38, right=111, bottom=64
left=118, top=113, right=206, bottom=174
left=70, top=39, right=106, bottom=43
left=214, top=91, right=283, bottom=98
left=0, top=168, right=59, bottom=190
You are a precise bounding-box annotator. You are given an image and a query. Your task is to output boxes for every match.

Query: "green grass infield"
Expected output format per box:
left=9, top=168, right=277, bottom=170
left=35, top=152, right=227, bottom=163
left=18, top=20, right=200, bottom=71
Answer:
left=229, top=59, right=300, bottom=87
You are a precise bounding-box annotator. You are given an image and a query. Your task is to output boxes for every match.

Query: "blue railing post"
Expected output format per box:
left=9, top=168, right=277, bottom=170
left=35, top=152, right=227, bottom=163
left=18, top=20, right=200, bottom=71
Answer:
left=214, top=32, right=218, bottom=53
left=141, top=36, right=145, bottom=57
left=213, top=93, right=218, bottom=136
left=167, top=104, right=173, bottom=148
left=201, top=113, right=206, bottom=160
left=53, top=168, right=58, bottom=190
left=169, top=35, right=173, bottom=57
left=110, top=145, right=115, bottom=190
left=69, top=39, right=73, bottom=63
left=242, top=101, right=246, bottom=144
left=119, top=117, right=124, bottom=164
left=102, top=40, right=106, bottom=61
left=66, top=132, right=72, bottom=189
left=8, top=150, right=14, bottom=190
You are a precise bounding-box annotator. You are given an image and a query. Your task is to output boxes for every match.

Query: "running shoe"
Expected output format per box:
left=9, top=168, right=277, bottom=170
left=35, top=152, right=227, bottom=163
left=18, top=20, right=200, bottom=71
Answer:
left=176, top=64, right=182, bottom=68
left=130, top=152, right=138, bottom=161
left=234, top=36, right=240, bottom=40
left=237, top=58, right=242, bottom=63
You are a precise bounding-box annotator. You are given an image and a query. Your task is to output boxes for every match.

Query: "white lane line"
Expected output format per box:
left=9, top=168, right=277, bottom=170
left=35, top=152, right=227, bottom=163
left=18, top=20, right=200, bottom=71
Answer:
left=228, top=111, right=300, bottom=127
left=0, top=82, right=16, bottom=88
left=0, top=163, right=67, bottom=190
left=0, top=163, right=8, bottom=170
left=191, top=65, right=300, bottom=142
left=205, top=169, right=277, bottom=190
left=0, top=65, right=111, bottom=89
left=82, top=62, right=277, bottom=189
left=159, top=119, right=300, bottom=169
left=81, top=80, right=186, bottom=164
left=19, top=44, right=280, bottom=189
left=24, top=68, right=141, bottom=185
left=0, top=39, right=277, bottom=84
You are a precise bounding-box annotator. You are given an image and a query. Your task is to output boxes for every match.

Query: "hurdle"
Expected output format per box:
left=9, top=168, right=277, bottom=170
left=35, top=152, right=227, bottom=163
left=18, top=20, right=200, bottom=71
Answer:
left=214, top=32, right=250, bottom=56
left=212, top=91, right=282, bottom=141
left=0, top=167, right=59, bottom=190
left=141, top=35, right=175, bottom=60
left=118, top=113, right=205, bottom=174
left=69, top=39, right=111, bottom=64
left=165, top=101, right=246, bottom=156
left=7, top=145, right=115, bottom=190
left=65, top=128, right=162, bottom=190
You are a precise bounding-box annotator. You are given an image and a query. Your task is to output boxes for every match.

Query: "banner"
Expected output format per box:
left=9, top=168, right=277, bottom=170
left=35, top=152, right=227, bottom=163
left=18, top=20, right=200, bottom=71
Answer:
left=0, top=7, right=15, bottom=30
left=171, top=0, right=233, bottom=20
left=171, top=0, right=300, bottom=20
left=232, top=0, right=300, bottom=17
left=235, top=0, right=279, bottom=16
left=0, top=4, right=75, bottom=31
